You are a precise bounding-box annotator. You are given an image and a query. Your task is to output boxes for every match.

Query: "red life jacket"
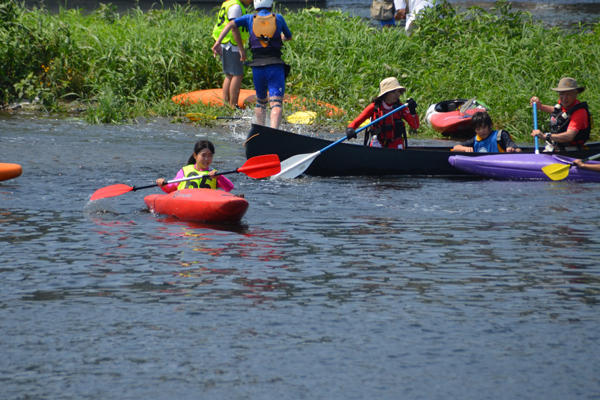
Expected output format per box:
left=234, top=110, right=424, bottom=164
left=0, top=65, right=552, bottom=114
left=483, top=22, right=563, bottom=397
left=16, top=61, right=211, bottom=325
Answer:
left=365, top=100, right=407, bottom=149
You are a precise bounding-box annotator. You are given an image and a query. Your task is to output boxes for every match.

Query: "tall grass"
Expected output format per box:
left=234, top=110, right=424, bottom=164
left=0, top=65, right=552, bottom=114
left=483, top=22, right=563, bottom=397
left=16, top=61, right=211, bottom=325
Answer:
left=1, top=0, right=599, bottom=141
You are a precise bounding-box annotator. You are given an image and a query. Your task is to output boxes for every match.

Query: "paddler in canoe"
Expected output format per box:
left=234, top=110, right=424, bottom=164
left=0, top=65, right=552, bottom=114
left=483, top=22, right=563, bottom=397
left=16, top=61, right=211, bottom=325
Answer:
left=530, top=77, right=591, bottom=151
left=156, top=140, right=235, bottom=193
left=212, top=0, right=293, bottom=130
left=345, top=77, right=419, bottom=149
left=452, top=111, right=521, bottom=153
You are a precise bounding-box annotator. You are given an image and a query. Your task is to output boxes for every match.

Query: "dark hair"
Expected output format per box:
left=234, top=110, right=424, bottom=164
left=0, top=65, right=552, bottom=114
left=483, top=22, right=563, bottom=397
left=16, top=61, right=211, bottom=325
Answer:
left=471, top=111, right=493, bottom=130
left=187, top=140, right=215, bottom=165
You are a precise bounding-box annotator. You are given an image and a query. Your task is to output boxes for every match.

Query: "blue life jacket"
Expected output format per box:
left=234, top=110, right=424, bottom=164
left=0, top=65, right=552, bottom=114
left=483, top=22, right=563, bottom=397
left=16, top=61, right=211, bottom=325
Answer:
left=473, top=130, right=501, bottom=153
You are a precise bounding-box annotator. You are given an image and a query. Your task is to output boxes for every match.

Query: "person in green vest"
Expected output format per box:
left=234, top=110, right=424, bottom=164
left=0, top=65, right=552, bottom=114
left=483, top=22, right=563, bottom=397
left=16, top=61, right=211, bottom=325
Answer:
left=212, top=0, right=253, bottom=108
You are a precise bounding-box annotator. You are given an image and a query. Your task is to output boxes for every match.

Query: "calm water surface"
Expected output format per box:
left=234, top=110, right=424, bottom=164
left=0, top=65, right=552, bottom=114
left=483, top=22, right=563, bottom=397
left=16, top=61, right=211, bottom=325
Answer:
left=1, top=113, right=599, bottom=399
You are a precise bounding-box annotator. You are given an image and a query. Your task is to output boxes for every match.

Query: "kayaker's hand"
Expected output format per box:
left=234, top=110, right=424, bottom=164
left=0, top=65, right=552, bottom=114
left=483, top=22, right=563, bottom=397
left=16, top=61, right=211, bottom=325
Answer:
left=239, top=48, right=247, bottom=62
left=346, top=127, right=357, bottom=140
left=208, top=170, right=216, bottom=178
left=212, top=42, right=222, bottom=57
left=531, top=129, right=543, bottom=139
left=573, top=159, right=585, bottom=168
left=156, top=178, right=165, bottom=187
left=406, top=98, right=418, bottom=115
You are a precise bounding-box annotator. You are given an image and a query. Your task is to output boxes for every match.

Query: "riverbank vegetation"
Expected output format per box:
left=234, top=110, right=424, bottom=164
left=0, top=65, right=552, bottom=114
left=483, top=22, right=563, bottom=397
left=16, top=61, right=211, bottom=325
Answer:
left=1, top=0, right=599, bottom=142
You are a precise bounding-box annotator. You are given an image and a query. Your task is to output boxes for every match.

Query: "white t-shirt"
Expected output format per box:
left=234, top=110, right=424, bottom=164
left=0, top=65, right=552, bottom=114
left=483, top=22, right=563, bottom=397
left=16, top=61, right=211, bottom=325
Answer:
left=221, top=4, right=243, bottom=52
left=395, top=0, right=433, bottom=16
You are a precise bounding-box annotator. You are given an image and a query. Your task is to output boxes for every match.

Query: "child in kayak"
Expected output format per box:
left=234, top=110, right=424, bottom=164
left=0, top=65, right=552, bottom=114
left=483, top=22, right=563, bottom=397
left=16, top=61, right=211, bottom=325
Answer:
left=156, top=140, right=234, bottom=193
left=452, top=111, right=521, bottom=153
left=346, top=77, right=419, bottom=149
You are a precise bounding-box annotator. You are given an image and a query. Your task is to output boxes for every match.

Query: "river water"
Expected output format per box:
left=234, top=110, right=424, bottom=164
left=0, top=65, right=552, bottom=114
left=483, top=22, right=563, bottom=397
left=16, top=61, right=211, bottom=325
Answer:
left=23, top=0, right=600, bottom=28
left=1, top=112, right=599, bottom=399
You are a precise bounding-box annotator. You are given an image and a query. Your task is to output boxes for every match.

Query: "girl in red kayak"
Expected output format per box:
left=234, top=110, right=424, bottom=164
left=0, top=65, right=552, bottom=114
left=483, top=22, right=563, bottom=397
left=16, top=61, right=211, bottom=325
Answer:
left=156, top=140, right=234, bottom=193
left=345, top=77, right=419, bottom=149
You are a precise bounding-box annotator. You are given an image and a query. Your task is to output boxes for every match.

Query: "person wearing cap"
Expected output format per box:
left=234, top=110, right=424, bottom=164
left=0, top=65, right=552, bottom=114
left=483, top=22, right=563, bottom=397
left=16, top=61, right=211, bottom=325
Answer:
left=346, top=77, right=419, bottom=149
left=212, top=0, right=292, bottom=129
left=530, top=77, right=591, bottom=151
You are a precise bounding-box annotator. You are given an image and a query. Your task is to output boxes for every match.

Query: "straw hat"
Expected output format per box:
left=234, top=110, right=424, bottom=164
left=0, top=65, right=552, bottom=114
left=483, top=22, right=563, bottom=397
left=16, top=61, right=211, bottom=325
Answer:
left=551, top=77, right=585, bottom=93
left=378, top=77, right=406, bottom=99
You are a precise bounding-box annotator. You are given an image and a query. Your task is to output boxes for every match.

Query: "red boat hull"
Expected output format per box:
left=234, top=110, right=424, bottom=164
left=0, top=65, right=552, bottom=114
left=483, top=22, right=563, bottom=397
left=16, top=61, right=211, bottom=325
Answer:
left=144, top=189, right=249, bottom=224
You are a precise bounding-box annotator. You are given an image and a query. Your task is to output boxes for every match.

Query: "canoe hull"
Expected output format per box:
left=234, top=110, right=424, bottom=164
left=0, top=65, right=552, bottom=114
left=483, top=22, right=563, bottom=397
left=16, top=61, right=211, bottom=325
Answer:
left=0, top=163, right=22, bottom=182
left=244, top=124, right=600, bottom=177
left=144, top=189, right=249, bottom=223
left=448, top=154, right=600, bottom=182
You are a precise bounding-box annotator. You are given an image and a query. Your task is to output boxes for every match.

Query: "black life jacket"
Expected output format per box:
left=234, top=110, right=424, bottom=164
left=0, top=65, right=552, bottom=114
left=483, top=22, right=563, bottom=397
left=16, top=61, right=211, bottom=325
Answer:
left=550, top=101, right=591, bottom=149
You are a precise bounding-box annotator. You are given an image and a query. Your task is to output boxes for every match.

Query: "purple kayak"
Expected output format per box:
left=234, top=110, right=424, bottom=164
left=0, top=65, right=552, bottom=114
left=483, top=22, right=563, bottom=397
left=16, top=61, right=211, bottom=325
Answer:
left=448, top=153, right=600, bottom=182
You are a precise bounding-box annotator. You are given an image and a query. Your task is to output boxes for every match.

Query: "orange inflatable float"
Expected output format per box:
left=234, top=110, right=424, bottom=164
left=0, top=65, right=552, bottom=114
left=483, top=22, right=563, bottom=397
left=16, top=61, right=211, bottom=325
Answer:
left=172, top=89, right=344, bottom=117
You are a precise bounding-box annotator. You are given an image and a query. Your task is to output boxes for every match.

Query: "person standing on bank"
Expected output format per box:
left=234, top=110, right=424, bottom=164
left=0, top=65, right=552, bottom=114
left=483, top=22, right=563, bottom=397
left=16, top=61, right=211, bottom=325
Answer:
left=370, top=0, right=397, bottom=28
left=346, top=77, right=419, bottom=149
left=212, top=0, right=253, bottom=108
left=530, top=77, right=591, bottom=151
left=212, top=0, right=292, bottom=129
left=394, top=0, right=434, bottom=33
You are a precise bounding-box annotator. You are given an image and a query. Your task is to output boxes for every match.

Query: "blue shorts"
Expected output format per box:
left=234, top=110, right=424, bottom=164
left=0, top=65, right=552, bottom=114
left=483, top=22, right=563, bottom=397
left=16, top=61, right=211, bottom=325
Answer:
left=251, top=64, right=285, bottom=100
left=379, top=18, right=395, bottom=27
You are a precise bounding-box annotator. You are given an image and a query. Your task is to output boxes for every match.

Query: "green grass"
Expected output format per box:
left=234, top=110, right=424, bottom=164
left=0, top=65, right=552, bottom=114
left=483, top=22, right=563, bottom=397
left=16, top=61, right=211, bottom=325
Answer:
left=1, top=0, right=599, bottom=142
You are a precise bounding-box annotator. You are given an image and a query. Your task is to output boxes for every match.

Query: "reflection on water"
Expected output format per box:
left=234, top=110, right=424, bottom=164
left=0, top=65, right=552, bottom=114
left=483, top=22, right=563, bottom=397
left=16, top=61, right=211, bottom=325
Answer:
left=1, top=114, right=599, bottom=399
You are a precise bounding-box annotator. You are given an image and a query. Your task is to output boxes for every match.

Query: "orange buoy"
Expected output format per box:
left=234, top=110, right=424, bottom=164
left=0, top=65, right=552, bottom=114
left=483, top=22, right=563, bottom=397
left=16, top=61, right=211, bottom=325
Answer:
left=0, top=163, right=22, bottom=182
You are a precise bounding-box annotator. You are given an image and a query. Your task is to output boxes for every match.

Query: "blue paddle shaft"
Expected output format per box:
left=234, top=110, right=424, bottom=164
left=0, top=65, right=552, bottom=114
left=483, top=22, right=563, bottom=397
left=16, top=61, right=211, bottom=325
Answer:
left=319, top=104, right=409, bottom=154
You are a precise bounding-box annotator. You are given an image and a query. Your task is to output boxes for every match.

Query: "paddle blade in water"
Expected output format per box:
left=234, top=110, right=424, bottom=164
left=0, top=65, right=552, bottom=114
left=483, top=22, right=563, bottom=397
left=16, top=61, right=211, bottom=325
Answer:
left=271, top=152, right=319, bottom=179
left=541, top=163, right=572, bottom=181
left=237, top=154, right=281, bottom=178
left=90, top=184, right=134, bottom=201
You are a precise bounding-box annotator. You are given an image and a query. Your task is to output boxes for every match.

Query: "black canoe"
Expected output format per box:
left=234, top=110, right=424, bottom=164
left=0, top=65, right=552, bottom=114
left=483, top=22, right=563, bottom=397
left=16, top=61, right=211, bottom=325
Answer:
left=244, top=124, right=600, bottom=177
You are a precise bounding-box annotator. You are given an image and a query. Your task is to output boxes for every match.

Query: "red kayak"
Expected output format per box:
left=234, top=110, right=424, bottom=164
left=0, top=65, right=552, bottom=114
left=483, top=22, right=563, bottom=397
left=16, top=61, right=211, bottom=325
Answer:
left=0, top=163, right=22, bottom=182
left=426, top=98, right=488, bottom=137
left=144, top=189, right=249, bottom=224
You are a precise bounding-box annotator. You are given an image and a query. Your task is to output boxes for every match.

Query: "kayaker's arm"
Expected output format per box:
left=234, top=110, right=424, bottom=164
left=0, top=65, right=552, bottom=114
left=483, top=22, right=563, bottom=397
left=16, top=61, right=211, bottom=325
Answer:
left=573, top=159, right=600, bottom=172
left=531, top=129, right=578, bottom=144
left=212, top=20, right=238, bottom=56
left=530, top=96, right=554, bottom=114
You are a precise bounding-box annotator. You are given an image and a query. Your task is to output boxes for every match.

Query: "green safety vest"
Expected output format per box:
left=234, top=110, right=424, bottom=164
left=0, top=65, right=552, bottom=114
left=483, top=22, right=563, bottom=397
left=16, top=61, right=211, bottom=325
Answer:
left=177, top=165, right=218, bottom=190
left=212, top=0, right=250, bottom=46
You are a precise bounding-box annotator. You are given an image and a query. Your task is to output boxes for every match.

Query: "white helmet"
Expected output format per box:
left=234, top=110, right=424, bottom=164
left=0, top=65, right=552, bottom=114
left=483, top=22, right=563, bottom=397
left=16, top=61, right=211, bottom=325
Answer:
left=254, top=0, right=273, bottom=9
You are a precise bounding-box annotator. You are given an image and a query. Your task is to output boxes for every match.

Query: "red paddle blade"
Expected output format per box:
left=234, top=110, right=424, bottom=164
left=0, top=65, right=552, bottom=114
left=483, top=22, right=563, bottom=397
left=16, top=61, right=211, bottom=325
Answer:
left=90, top=184, right=134, bottom=201
left=237, top=154, right=281, bottom=178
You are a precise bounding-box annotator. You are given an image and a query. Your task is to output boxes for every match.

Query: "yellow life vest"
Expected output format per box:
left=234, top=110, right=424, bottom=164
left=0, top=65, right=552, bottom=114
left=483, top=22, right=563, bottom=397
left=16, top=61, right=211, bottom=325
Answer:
left=177, top=165, right=218, bottom=190
left=252, top=14, right=277, bottom=48
left=212, top=0, right=250, bottom=46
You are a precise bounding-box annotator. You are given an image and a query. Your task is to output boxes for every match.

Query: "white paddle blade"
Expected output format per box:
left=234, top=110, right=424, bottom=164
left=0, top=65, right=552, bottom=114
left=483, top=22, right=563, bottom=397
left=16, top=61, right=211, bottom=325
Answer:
left=271, top=152, right=321, bottom=179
